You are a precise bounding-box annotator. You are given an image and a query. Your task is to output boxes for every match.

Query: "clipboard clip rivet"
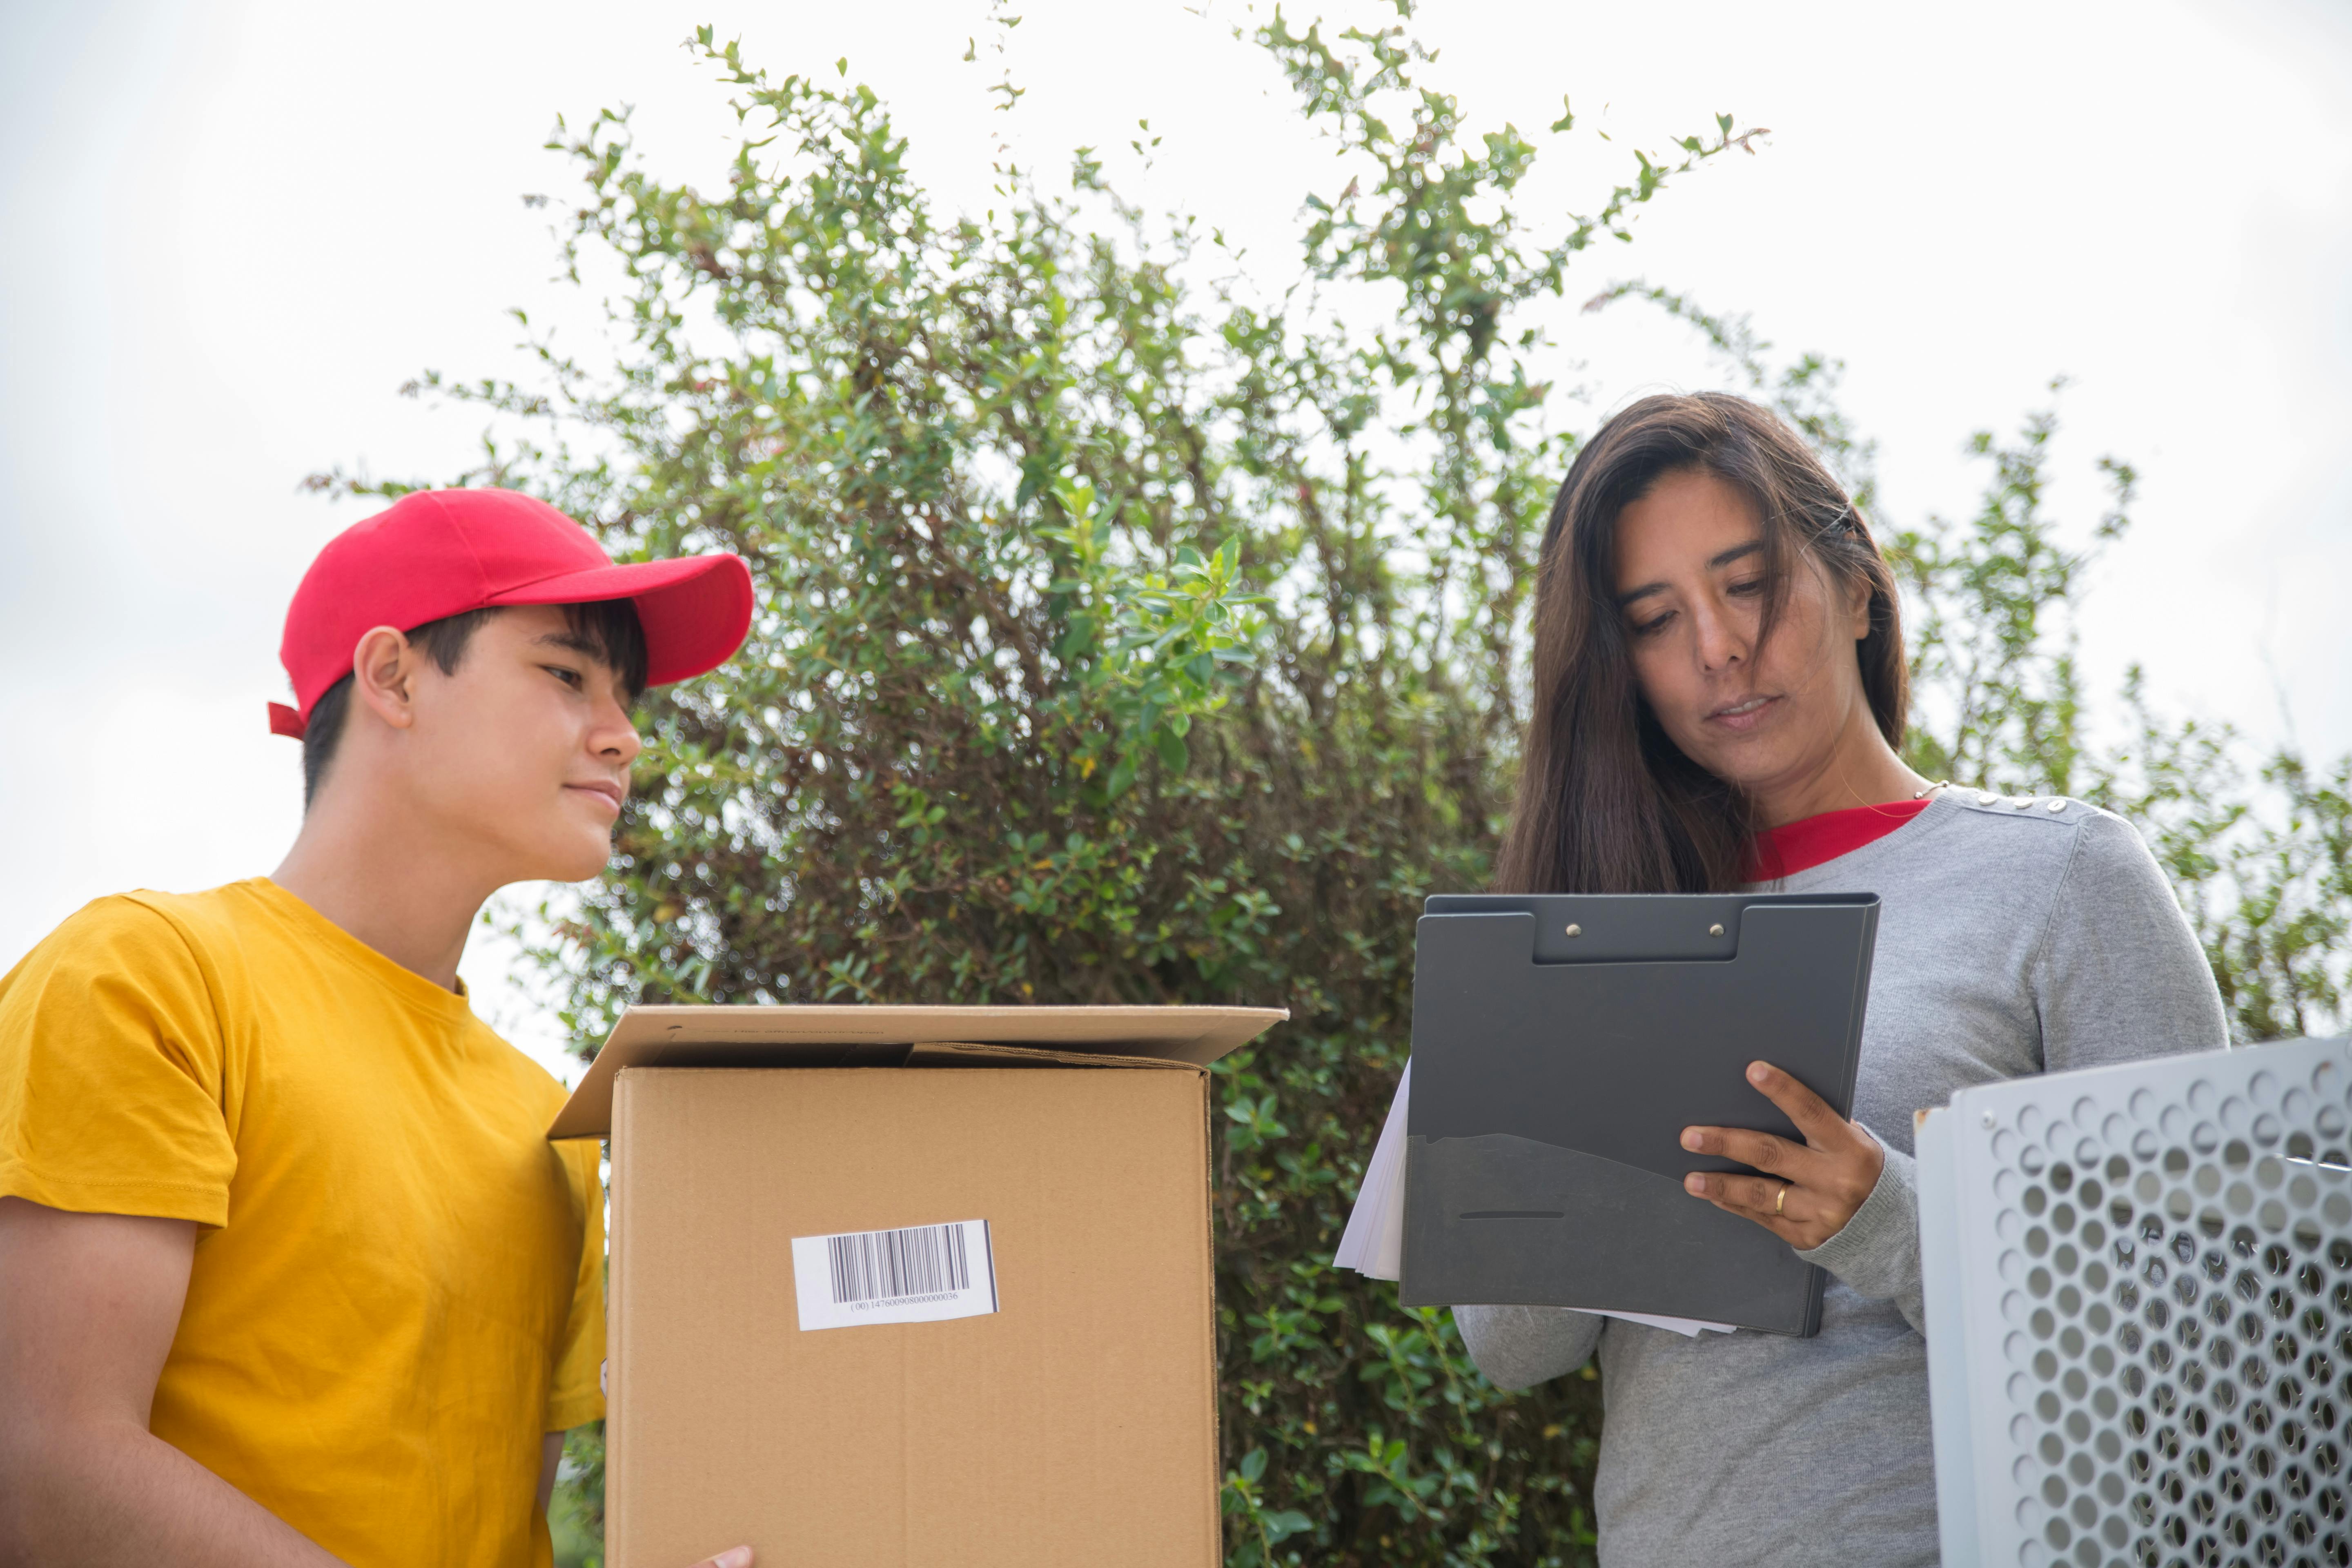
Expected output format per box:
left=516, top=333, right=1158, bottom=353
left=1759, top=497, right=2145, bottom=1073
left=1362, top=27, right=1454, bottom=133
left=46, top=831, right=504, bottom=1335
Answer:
left=1982, top=1111, right=1995, bottom=1129
left=1564, top=924, right=1582, bottom=938
left=1708, top=923, right=1726, bottom=937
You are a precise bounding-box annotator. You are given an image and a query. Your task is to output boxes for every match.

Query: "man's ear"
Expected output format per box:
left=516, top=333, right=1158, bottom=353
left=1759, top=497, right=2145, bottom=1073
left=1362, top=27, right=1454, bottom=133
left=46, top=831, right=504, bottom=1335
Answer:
left=349, top=626, right=423, bottom=732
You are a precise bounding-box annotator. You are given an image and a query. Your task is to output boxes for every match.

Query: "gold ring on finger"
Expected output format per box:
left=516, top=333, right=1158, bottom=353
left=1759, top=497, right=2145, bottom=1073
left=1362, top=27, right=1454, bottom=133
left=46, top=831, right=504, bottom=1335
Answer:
left=1774, top=1183, right=1788, bottom=1216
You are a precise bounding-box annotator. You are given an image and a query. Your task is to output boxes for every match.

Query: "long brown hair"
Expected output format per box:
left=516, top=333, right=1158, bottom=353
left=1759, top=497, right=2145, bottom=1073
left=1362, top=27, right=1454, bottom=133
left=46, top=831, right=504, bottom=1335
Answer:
left=1493, top=392, right=1908, bottom=894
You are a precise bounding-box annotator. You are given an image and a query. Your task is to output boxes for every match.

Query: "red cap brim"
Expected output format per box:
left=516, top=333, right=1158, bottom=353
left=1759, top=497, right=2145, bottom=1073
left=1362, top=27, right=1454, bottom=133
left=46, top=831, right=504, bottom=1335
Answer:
left=489, top=553, right=754, bottom=688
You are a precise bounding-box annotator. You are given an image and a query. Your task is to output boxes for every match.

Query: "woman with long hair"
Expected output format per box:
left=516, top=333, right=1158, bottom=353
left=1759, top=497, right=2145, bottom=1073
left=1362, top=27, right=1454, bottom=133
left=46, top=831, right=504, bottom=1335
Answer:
left=1454, top=392, right=2228, bottom=1565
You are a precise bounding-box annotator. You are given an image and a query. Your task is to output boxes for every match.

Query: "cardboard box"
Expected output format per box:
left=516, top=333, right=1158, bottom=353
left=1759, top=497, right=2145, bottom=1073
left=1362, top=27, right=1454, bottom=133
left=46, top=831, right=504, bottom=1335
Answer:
left=550, top=1004, right=1286, bottom=1568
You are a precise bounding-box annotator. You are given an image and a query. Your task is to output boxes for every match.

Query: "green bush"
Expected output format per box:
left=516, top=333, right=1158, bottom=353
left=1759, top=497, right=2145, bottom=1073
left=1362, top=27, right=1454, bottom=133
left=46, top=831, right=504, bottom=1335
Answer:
left=330, top=9, right=2348, bottom=1562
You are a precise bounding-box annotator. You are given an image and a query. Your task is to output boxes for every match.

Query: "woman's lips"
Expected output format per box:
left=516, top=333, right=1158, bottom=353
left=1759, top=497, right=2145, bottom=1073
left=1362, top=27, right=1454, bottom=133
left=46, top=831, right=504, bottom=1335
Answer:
left=1707, top=694, right=1780, bottom=733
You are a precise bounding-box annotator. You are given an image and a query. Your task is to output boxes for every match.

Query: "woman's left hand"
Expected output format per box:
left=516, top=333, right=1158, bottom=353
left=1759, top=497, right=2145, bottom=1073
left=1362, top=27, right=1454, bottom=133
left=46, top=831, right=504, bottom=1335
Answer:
left=1679, top=1060, right=1885, bottom=1250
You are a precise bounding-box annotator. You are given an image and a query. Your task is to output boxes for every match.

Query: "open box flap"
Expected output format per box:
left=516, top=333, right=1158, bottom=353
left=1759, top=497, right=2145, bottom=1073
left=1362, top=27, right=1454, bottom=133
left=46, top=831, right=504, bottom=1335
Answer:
left=548, top=1002, right=1288, bottom=1139
left=902, top=1040, right=1203, bottom=1071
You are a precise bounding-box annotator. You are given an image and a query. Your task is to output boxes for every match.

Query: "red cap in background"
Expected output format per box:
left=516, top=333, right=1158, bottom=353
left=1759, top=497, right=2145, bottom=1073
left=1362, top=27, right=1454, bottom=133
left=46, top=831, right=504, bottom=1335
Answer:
left=270, top=488, right=753, bottom=738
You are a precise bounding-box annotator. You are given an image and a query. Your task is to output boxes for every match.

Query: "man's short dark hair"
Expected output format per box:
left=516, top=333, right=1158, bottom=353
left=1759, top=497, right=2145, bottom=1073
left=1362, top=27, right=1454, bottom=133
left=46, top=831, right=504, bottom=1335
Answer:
left=300, top=600, right=650, bottom=808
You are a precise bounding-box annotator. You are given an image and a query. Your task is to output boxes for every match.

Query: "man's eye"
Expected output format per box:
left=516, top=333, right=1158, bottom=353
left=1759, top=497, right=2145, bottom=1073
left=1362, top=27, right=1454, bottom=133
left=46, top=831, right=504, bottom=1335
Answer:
left=546, top=666, right=584, bottom=688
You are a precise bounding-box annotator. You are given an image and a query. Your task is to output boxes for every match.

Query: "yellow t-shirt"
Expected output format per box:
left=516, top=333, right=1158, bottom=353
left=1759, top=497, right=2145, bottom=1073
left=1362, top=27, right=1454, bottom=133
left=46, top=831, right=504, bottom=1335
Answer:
left=0, top=878, right=604, bottom=1568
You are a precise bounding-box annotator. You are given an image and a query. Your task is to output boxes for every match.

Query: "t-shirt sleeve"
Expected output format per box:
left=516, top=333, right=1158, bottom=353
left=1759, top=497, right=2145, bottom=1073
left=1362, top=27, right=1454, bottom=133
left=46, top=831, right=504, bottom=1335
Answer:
left=545, top=1136, right=607, bottom=1432
left=2036, top=809, right=2231, bottom=1070
left=0, top=897, right=238, bottom=1226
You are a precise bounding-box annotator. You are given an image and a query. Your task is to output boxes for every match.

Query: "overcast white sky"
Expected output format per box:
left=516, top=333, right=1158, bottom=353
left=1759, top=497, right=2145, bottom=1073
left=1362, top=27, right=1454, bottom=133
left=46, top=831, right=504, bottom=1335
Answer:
left=4, top=0, right=2348, bottom=1079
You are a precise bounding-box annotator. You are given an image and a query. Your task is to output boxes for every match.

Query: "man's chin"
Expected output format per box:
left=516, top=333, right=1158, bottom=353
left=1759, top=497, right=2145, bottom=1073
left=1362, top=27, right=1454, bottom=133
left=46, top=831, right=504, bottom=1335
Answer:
left=524, top=835, right=619, bottom=887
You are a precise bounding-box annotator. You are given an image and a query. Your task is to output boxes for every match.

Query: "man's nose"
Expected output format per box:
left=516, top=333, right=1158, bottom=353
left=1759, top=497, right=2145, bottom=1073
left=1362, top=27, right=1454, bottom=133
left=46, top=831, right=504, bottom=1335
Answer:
left=594, top=699, right=644, bottom=766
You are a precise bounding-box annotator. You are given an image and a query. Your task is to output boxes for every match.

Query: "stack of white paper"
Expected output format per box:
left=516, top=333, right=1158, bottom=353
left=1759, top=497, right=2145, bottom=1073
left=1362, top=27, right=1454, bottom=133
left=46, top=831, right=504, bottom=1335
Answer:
left=1334, top=1062, right=1733, bottom=1339
left=1332, top=1061, right=1414, bottom=1278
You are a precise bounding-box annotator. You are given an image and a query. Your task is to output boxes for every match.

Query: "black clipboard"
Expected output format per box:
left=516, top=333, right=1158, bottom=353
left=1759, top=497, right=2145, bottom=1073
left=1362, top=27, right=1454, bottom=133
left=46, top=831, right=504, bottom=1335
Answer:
left=1400, top=891, right=1880, bottom=1336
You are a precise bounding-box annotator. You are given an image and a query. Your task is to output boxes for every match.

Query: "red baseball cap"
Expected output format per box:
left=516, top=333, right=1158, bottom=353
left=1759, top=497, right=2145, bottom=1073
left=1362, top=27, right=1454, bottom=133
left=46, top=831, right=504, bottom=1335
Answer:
left=270, top=488, right=753, bottom=738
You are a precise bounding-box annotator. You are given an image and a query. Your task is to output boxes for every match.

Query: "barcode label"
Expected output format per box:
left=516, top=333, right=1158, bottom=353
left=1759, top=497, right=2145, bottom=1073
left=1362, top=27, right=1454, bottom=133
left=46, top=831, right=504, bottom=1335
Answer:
left=791, top=1219, right=997, bottom=1331
left=827, top=1223, right=971, bottom=1302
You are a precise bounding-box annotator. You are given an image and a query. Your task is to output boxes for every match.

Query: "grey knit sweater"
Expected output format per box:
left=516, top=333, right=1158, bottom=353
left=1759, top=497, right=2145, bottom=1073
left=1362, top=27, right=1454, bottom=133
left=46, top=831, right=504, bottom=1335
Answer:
left=1453, top=791, right=2230, bottom=1566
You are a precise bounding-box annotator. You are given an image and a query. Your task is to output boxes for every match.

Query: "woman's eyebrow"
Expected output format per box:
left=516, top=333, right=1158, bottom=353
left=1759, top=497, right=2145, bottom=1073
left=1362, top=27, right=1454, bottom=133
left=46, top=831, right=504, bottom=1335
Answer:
left=1615, top=539, right=1766, bottom=607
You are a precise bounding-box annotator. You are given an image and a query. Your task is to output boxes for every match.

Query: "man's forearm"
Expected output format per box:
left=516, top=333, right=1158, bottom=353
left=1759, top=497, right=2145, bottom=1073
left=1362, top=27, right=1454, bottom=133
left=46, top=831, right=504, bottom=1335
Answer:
left=0, top=1415, right=345, bottom=1568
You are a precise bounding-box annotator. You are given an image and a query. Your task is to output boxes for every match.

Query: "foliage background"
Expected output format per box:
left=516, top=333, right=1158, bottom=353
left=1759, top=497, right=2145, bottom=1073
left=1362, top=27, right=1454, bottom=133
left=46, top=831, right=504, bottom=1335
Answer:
left=337, top=9, right=2350, bottom=1562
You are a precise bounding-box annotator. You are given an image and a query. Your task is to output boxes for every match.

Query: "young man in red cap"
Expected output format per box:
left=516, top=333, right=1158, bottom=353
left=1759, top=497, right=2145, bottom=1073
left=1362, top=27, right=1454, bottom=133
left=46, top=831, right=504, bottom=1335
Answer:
left=0, top=490, right=755, bottom=1568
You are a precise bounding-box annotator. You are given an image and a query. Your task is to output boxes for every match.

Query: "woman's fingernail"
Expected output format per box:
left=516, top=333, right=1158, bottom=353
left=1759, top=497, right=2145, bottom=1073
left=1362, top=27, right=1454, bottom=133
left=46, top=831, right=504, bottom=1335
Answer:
left=1748, top=1062, right=1770, bottom=1084
left=717, top=1549, right=753, bottom=1568
left=1684, top=1174, right=1706, bottom=1196
left=1681, top=1129, right=1702, bottom=1151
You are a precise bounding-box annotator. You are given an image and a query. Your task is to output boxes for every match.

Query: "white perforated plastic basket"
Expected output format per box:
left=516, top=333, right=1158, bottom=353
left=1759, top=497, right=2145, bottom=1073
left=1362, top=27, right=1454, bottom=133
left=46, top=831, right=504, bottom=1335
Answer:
left=1919, top=1037, right=2352, bottom=1567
